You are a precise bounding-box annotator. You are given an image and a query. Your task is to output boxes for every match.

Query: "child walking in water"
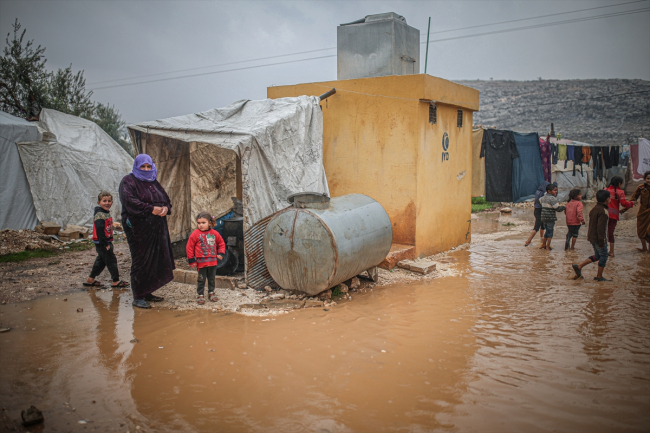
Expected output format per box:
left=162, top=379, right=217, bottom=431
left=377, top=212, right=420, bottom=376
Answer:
left=606, top=176, right=634, bottom=257
left=539, top=184, right=566, bottom=251
left=564, top=189, right=585, bottom=250
left=572, top=190, right=611, bottom=281
left=186, top=212, right=226, bottom=304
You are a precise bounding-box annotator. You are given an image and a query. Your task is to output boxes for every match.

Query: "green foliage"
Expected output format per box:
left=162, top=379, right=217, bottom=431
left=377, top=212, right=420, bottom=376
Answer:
left=0, top=249, right=57, bottom=263
left=66, top=241, right=94, bottom=252
left=471, top=196, right=494, bottom=213
left=0, top=19, right=131, bottom=155
left=502, top=222, right=515, bottom=226
left=332, top=286, right=342, bottom=297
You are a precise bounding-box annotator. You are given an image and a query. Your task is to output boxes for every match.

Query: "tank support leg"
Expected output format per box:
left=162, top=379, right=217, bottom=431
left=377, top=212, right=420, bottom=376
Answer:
left=366, top=266, right=379, bottom=282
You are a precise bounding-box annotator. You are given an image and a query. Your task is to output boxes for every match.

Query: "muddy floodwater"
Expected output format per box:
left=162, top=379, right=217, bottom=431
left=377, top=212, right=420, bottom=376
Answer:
left=1, top=210, right=649, bottom=432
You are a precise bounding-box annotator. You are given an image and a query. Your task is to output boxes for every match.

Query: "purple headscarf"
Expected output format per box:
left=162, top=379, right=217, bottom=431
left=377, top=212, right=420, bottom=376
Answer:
left=132, top=154, right=157, bottom=182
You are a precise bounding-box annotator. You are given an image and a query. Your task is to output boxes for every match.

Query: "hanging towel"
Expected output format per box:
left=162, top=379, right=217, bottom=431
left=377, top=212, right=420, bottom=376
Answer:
left=637, top=138, right=650, bottom=176
left=582, top=146, right=591, bottom=163
left=558, top=144, right=567, bottom=161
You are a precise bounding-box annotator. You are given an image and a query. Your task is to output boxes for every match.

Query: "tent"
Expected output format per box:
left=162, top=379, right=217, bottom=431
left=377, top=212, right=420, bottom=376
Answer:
left=15, top=108, right=134, bottom=228
left=0, top=111, right=40, bottom=230
left=127, top=96, right=329, bottom=243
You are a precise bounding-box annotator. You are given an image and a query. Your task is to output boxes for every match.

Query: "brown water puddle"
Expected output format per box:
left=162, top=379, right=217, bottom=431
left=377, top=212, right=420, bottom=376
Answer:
left=1, top=212, right=649, bottom=432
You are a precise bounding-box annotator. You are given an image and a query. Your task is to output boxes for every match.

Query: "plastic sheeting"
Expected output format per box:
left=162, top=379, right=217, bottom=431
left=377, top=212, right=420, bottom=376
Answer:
left=637, top=138, right=650, bottom=177
left=512, top=132, right=546, bottom=203
left=17, top=109, right=134, bottom=228
left=471, top=129, right=485, bottom=197
left=0, top=111, right=40, bottom=230
left=128, top=96, right=329, bottom=241
left=552, top=164, right=592, bottom=202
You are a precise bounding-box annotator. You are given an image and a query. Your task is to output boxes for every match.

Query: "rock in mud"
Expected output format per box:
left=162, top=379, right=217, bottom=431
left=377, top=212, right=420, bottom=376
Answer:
left=338, top=283, right=349, bottom=294
left=350, top=277, right=360, bottom=290
left=76, top=308, right=83, bottom=313
left=264, top=286, right=272, bottom=292
left=0, top=327, right=10, bottom=333
left=500, top=207, right=512, bottom=213
left=319, top=289, right=332, bottom=301
left=304, top=300, right=324, bottom=308
left=261, top=299, right=305, bottom=310
left=21, top=405, right=44, bottom=426
left=269, top=293, right=285, bottom=300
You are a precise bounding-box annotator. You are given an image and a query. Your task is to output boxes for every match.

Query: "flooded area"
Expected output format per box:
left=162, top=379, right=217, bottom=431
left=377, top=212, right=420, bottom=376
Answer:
left=1, top=209, right=649, bottom=432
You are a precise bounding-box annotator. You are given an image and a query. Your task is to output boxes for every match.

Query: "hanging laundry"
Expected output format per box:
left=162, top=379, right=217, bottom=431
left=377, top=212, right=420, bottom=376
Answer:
left=610, top=146, right=620, bottom=166
left=512, top=132, right=546, bottom=202
left=558, top=144, right=567, bottom=161
left=573, top=145, right=583, bottom=176
left=539, top=135, right=552, bottom=182
left=602, top=146, right=612, bottom=169
left=551, top=142, right=559, bottom=164
left=582, top=146, right=591, bottom=163
left=592, top=147, right=602, bottom=180
left=637, top=138, right=650, bottom=177
left=480, top=129, right=519, bottom=202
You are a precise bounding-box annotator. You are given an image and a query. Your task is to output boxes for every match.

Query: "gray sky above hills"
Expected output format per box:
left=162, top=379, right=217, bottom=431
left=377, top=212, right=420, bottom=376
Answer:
left=1, top=0, right=648, bottom=124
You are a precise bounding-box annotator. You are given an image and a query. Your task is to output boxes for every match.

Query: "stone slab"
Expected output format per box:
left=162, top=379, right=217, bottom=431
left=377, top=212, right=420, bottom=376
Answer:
left=40, top=222, right=61, bottom=235
left=238, top=303, right=267, bottom=310
left=379, top=243, right=415, bottom=270
left=260, top=299, right=306, bottom=310
left=397, top=259, right=437, bottom=275
left=304, top=300, right=324, bottom=308
left=58, top=229, right=81, bottom=240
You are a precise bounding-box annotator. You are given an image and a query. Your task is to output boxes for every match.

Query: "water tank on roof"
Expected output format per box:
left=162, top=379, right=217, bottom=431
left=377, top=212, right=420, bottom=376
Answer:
left=337, top=12, right=420, bottom=80
left=263, top=193, right=392, bottom=295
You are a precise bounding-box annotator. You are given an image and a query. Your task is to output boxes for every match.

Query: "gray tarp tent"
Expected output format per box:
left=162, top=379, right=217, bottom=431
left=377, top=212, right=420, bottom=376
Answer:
left=128, top=96, right=329, bottom=243
left=15, top=108, right=134, bottom=228
left=0, top=111, right=40, bottom=230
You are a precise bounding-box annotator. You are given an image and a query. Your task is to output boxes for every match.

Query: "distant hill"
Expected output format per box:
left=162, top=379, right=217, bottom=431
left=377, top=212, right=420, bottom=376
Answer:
left=456, top=79, right=650, bottom=146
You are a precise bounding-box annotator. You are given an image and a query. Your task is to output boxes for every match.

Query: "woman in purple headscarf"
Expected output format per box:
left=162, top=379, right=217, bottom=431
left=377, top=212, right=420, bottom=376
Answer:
left=119, top=154, right=175, bottom=309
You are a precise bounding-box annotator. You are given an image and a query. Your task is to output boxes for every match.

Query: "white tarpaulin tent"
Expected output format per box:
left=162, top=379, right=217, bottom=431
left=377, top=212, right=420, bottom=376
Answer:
left=16, top=108, right=134, bottom=228
left=0, top=111, right=40, bottom=230
left=128, top=96, right=329, bottom=242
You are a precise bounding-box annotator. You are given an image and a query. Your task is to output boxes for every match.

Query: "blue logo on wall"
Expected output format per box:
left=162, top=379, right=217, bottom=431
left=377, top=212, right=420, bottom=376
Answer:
left=442, top=132, right=450, bottom=161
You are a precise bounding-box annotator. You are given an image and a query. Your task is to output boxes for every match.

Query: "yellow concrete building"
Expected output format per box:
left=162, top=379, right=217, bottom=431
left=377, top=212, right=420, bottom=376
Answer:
left=268, top=74, right=479, bottom=258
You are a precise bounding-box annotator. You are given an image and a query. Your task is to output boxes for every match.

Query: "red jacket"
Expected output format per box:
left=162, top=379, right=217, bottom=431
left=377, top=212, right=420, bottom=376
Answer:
left=565, top=200, right=585, bottom=226
left=92, top=206, right=113, bottom=246
left=186, top=228, right=226, bottom=269
left=606, top=186, right=632, bottom=221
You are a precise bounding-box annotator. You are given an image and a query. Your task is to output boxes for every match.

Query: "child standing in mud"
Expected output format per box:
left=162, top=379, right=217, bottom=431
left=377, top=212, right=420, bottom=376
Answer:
left=186, top=212, right=226, bottom=305
left=564, top=189, right=585, bottom=250
left=539, top=184, right=566, bottom=251
left=572, top=190, right=611, bottom=281
left=84, top=191, right=130, bottom=288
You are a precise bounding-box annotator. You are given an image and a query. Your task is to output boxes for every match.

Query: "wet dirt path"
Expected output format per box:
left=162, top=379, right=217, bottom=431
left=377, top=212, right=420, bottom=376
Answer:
left=1, top=211, right=649, bottom=432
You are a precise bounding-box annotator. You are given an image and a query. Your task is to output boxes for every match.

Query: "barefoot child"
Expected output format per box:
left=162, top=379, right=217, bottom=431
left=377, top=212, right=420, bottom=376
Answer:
left=85, top=191, right=129, bottom=288
left=186, top=212, right=226, bottom=304
left=539, top=184, right=566, bottom=250
left=564, top=189, right=585, bottom=250
left=572, top=190, right=611, bottom=281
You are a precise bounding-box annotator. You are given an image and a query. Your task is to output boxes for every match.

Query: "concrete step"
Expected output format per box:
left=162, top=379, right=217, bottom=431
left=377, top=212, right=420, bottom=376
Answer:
left=379, top=243, right=416, bottom=270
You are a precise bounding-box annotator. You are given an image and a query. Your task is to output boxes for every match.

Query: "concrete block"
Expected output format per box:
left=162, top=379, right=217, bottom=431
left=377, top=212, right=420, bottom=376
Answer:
left=40, top=222, right=61, bottom=235
left=65, top=225, right=89, bottom=238
left=58, top=228, right=81, bottom=240
left=184, top=270, right=198, bottom=284
left=397, top=259, right=436, bottom=275
left=173, top=269, right=187, bottom=284
left=215, top=276, right=236, bottom=290
left=260, top=299, right=305, bottom=310
left=379, top=243, right=415, bottom=270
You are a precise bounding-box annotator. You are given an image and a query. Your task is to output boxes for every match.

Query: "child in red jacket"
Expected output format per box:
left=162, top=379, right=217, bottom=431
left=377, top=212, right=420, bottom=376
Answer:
left=186, top=212, right=226, bottom=304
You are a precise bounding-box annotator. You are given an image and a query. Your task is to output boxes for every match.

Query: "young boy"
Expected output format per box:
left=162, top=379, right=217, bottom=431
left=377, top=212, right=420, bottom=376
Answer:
left=572, top=189, right=611, bottom=281
left=564, top=188, right=586, bottom=250
left=84, top=191, right=129, bottom=288
left=539, top=184, right=566, bottom=251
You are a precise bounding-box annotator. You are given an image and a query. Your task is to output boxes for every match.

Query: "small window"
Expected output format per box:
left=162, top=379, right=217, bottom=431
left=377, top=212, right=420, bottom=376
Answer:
left=429, top=103, right=437, bottom=124
left=457, top=109, right=463, bottom=127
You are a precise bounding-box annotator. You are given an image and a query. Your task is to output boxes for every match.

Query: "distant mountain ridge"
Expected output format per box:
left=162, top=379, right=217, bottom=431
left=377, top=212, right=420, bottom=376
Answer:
left=456, top=79, right=650, bottom=146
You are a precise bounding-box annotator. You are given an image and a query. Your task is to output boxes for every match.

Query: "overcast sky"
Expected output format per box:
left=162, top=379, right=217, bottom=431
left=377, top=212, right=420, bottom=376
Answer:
left=1, top=0, right=648, bottom=124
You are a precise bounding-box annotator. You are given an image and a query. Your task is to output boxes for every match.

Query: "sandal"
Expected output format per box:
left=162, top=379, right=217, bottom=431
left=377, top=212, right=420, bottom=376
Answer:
left=83, top=281, right=103, bottom=287
left=197, top=296, right=205, bottom=305
left=209, top=293, right=218, bottom=302
left=112, top=280, right=130, bottom=288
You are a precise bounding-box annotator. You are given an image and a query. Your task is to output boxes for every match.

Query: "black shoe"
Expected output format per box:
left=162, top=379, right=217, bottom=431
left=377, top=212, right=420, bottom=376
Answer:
left=594, top=277, right=611, bottom=282
left=144, top=294, right=164, bottom=302
left=132, top=299, right=151, bottom=309
left=572, top=264, right=582, bottom=278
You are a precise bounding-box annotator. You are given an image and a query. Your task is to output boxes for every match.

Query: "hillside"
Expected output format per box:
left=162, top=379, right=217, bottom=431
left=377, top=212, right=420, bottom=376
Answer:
left=456, top=79, right=650, bottom=146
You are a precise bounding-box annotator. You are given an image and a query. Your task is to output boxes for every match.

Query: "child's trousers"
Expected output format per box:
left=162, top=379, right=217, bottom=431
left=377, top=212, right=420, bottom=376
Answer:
left=90, top=243, right=119, bottom=282
left=197, top=266, right=217, bottom=296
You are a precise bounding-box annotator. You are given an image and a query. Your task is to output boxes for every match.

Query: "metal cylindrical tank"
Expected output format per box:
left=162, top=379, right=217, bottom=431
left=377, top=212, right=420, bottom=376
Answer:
left=263, top=193, right=392, bottom=295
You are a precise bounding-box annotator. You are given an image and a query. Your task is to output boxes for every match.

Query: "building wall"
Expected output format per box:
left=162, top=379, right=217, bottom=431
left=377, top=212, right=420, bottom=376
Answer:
left=415, top=103, right=473, bottom=256
left=268, top=74, right=478, bottom=256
